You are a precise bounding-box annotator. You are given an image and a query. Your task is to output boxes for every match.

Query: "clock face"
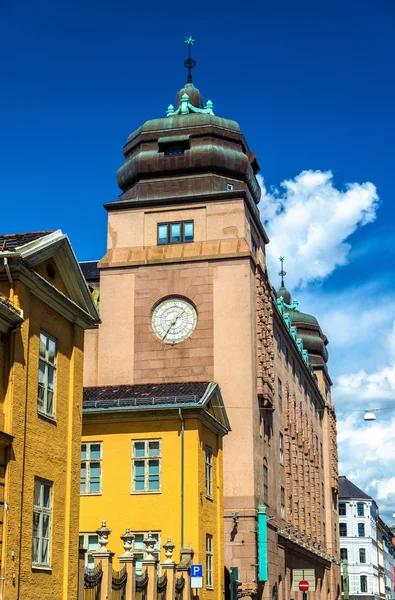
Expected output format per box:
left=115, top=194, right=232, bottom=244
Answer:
left=152, top=298, right=197, bottom=344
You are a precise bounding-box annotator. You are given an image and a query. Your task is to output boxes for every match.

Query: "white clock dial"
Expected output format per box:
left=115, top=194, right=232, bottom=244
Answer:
left=152, top=298, right=197, bottom=344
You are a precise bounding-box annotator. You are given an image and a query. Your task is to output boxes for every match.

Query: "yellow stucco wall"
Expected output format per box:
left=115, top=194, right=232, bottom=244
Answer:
left=0, top=279, right=84, bottom=600
left=80, top=414, right=224, bottom=600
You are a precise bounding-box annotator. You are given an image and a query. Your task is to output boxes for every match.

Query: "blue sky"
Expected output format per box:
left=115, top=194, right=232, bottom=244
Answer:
left=2, top=0, right=395, bottom=519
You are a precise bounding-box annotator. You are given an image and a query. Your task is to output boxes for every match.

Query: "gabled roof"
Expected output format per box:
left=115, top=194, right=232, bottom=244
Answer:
left=79, top=260, right=100, bottom=281
left=83, top=381, right=230, bottom=433
left=0, top=230, right=100, bottom=328
left=339, top=476, right=373, bottom=500
left=0, top=231, right=55, bottom=251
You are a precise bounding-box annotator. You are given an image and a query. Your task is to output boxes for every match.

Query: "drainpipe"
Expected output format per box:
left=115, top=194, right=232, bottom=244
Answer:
left=179, top=409, right=185, bottom=550
left=3, top=258, right=13, bottom=302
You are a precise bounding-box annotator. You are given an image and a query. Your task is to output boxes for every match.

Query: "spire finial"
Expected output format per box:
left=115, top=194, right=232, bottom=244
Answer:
left=279, top=256, right=286, bottom=288
left=184, top=36, right=196, bottom=83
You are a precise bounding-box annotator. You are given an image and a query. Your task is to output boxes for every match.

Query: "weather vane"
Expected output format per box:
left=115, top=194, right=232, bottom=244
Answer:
left=278, top=256, right=286, bottom=287
left=184, top=36, right=196, bottom=83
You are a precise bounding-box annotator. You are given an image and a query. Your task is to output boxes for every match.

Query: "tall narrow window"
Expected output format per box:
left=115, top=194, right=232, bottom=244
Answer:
left=359, top=548, right=366, bottom=563
left=358, top=523, right=365, bottom=537
left=278, top=378, right=282, bottom=410
left=132, top=532, right=161, bottom=574
left=357, top=503, right=364, bottom=516
left=206, top=534, right=213, bottom=588
left=339, top=523, right=347, bottom=537
left=339, top=503, right=346, bottom=516
left=79, top=533, right=99, bottom=568
left=281, top=487, right=285, bottom=520
left=38, top=331, right=56, bottom=418
left=80, top=443, right=102, bottom=494
left=320, top=442, right=324, bottom=466
left=279, top=433, right=284, bottom=466
left=285, top=346, right=289, bottom=365
left=322, top=482, right=325, bottom=508
left=132, top=440, right=161, bottom=493
left=292, top=358, right=296, bottom=377
left=276, top=332, right=281, bottom=353
left=205, top=446, right=212, bottom=498
left=340, top=548, right=348, bottom=561
left=360, top=575, right=367, bottom=593
left=32, top=478, right=52, bottom=566
left=263, top=463, right=268, bottom=505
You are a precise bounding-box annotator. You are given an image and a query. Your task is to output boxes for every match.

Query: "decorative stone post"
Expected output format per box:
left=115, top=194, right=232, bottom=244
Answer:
left=176, top=547, right=194, bottom=600
left=161, top=537, right=176, bottom=600
left=142, top=532, right=159, bottom=600
left=118, top=527, right=136, bottom=600
left=93, top=521, right=114, bottom=600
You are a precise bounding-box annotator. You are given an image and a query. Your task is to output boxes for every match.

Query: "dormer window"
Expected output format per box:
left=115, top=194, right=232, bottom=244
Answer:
left=227, top=183, right=234, bottom=191
left=158, top=135, right=190, bottom=157
left=157, top=221, right=194, bottom=245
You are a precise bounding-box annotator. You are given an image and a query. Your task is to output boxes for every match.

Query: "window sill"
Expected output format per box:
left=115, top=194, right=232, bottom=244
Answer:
left=131, top=490, right=161, bottom=495
left=38, top=411, right=56, bottom=425
left=206, top=586, right=214, bottom=591
left=206, top=495, right=214, bottom=503
left=32, top=565, right=52, bottom=573
left=80, top=492, right=102, bottom=497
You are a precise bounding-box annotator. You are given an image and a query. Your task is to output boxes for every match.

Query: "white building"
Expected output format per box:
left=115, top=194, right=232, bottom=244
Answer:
left=339, top=476, right=380, bottom=600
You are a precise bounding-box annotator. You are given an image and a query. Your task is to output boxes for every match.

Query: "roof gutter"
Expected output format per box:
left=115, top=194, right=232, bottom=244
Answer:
left=3, top=258, right=13, bottom=302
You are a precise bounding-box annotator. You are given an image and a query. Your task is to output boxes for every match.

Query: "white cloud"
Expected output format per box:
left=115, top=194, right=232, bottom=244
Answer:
left=338, top=413, right=395, bottom=522
left=258, top=170, right=379, bottom=289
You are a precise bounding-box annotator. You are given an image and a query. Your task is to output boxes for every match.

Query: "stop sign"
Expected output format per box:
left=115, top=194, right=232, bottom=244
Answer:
left=299, top=580, right=309, bottom=592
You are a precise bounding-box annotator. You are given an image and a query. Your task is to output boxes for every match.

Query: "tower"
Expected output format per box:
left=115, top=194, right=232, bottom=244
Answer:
left=82, top=43, right=340, bottom=600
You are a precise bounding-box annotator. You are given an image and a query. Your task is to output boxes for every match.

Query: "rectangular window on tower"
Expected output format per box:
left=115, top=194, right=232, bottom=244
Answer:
left=281, top=487, right=285, bottom=520
left=131, top=440, right=161, bottom=493
left=157, top=221, right=194, bottom=245
left=278, top=378, right=282, bottom=410
left=279, top=433, right=284, bottom=466
left=263, top=463, right=268, bottom=505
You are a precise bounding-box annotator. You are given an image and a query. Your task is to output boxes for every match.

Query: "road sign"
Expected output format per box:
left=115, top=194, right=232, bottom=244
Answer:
left=292, top=569, right=315, bottom=591
left=190, top=564, right=203, bottom=589
left=299, top=580, right=309, bottom=592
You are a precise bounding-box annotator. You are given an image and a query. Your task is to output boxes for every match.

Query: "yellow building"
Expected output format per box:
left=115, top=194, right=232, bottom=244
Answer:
left=80, top=381, right=230, bottom=600
left=0, top=230, right=99, bottom=599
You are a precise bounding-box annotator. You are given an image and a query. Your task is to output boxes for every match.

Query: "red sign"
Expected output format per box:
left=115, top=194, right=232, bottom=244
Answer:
left=299, top=580, right=309, bottom=592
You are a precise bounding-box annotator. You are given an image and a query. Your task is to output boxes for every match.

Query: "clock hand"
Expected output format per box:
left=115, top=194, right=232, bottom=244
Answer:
left=162, top=309, right=187, bottom=340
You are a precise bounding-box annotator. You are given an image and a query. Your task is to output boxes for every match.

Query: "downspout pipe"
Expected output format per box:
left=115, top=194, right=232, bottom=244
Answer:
left=179, top=408, right=185, bottom=550
left=3, top=258, right=13, bottom=301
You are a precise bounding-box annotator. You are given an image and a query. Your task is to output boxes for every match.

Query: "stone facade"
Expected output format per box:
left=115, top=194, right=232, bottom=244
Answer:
left=82, top=80, right=340, bottom=600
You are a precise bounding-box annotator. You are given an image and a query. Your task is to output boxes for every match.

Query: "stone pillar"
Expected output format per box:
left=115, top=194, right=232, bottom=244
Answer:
left=142, top=532, right=159, bottom=600
left=119, top=527, right=137, bottom=600
left=93, top=521, right=115, bottom=600
left=78, top=547, right=87, bottom=600
left=162, top=537, right=176, bottom=600
left=176, top=547, right=194, bottom=600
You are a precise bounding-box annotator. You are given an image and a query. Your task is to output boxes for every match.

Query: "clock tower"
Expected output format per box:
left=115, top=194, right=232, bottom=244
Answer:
left=82, top=48, right=340, bottom=600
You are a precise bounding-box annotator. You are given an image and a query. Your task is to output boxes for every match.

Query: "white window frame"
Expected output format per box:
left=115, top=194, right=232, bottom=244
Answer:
left=279, top=433, right=284, bottom=466
left=360, top=575, right=368, bottom=593
left=206, top=534, right=213, bottom=588
left=131, top=439, right=162, bottom=494
left=205, top=445, right=213, bottom=498
left=80, top=442, right=102, bottom=495
left=32, top=478, right=52, bottom=567
left=131, top=531, right=161, bottom=574
left=79, top=533, right=99, bottom=568
left=38, top=331, right=57, bottom=418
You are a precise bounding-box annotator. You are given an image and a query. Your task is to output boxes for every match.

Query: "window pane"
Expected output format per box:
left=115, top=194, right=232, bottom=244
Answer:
left=81, top=445, right=87, bottom=460
left=134, top=461, right=145, bottom=490
left=148, top=460, right=159, bottom=490
left=38, top=361, right=46, bottom=385
left=134, top=442, right=145, bottom=457
left=171, top=223, right=181, bottom=243
left=90, top=462, right=101, bottom=478
left=47, top=366, right=55, bottom=391
left=158, top=224, right=168, bottom=245
left=34, top=481, right=41, bottom=506
left=184, top=222, right=194, bottom=242
left=90, top=444, right=101, bottom=459
left=42, top=538, right=49, bottom=564
left=43, top=485, right=51, bottom=508
left=148, top=441, right=160, bottom=457
left=39, top=333, right=47, bottom=358
left=48, top=338, right=56, bottom=364
left=134, top=535, right=144, bottom=548
left=88, top=535, right=99, bottom=551
left=46, top=390, right=54, bottom=416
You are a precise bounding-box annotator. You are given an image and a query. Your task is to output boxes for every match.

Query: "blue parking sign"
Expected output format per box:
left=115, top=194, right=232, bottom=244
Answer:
left=190, top=564, right=203, bottom=588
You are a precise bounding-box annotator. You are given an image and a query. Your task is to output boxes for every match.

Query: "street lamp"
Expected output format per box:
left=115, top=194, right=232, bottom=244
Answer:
left=364, top=411, right=376, bottom=421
